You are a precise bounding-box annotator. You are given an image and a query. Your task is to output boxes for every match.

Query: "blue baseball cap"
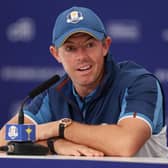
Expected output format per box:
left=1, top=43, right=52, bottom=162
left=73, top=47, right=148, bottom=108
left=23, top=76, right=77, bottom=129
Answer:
left=52, top=6, right=107, bottom=48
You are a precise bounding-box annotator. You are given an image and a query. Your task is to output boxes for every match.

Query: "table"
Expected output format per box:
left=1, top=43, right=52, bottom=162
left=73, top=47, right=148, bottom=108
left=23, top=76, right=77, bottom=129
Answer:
left=0, top=152, right=168, bottom=168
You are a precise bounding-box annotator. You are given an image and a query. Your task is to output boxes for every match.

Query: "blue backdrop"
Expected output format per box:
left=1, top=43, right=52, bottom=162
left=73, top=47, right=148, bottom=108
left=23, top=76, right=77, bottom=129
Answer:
left=0, top=0, right=168, bottom=130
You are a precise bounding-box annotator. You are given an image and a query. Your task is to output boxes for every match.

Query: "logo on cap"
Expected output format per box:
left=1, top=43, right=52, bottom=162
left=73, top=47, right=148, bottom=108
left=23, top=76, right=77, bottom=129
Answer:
left=67, top=11, right=84, bottom=24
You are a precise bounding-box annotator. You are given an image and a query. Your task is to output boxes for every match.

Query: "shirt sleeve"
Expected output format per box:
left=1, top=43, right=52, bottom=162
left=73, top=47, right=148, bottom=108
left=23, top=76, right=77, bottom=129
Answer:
left=119, top=75, right=164, bottom=134
left=23, top=91, right=52, bottom=124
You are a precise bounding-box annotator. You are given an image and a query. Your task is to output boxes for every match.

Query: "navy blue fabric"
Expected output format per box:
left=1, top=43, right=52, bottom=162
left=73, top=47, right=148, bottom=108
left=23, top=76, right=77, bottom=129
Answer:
left=24, top=53, right=165, bottom=134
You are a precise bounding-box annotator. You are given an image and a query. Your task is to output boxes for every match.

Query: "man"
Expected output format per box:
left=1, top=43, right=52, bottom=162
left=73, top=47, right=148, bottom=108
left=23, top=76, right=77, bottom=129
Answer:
left=0, top=6, right=168, bottom=157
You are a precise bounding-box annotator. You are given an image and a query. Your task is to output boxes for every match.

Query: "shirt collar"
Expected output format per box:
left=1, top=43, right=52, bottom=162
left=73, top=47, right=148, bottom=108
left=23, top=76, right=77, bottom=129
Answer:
left=72, top=85, right=97, bottom=103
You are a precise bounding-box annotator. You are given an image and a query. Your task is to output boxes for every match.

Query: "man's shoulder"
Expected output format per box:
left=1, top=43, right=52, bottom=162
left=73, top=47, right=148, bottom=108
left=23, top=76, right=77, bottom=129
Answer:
left=118, top=60, right=147, bottom=71
left=114, top=60, right=157, bottom=89
left=117, top=60, right=153, bottom=77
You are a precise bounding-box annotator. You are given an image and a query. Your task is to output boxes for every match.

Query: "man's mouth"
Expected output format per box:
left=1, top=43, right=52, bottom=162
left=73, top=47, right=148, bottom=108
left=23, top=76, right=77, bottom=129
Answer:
left=77, top=65, right=92, bottom=71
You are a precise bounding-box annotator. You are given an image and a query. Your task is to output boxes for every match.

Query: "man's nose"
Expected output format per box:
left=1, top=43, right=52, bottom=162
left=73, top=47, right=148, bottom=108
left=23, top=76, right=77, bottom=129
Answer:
left=76, top=47, right=88, bottom=60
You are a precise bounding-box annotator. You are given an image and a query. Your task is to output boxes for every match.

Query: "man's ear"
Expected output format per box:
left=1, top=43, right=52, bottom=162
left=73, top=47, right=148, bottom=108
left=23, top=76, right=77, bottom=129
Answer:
left=102, top=36, right=112, bottom=57
left=49, top=45, right=61, bottom=63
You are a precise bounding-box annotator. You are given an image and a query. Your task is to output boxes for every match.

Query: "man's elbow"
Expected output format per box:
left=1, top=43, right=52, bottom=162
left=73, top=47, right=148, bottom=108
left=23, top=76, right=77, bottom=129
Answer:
left=118, top=146, right=139, bottom=157
left=105, top=141, right=142, bottom=157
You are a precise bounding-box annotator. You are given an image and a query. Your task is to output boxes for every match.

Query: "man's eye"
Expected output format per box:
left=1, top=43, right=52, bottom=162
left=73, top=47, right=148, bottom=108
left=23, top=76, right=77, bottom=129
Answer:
left=65, top=46, right=76, bottom=52
left=86, top=42, right=94, bottom=48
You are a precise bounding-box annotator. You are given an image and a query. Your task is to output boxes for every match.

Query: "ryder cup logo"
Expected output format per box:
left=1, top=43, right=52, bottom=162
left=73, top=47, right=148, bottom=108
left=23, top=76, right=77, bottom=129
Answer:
left=67, top=11, right=84, bottom=24
left=8, top=125, right=18, bottom=139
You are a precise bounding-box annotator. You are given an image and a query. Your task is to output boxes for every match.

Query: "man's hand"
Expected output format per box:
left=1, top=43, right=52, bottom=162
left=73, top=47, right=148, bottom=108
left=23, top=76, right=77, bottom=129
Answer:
left=0, top=128, right=7, bottom=147
left=36, top=121, right=59, bottom=141
left=54, top=139, right=104, bottom=157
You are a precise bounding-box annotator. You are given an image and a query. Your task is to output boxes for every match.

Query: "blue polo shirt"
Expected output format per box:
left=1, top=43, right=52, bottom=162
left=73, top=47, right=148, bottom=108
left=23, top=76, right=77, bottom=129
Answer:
left=24, top=53, right=165, bottom=135
left=72, top=86, right=97, bottom=119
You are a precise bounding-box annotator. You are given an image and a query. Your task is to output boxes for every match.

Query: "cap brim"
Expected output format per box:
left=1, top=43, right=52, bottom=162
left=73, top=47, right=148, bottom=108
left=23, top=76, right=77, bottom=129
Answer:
left=54, top=27, right=105, bottom=48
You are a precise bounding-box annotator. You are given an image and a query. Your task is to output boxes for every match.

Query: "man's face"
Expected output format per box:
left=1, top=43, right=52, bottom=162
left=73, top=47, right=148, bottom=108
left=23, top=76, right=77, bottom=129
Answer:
left=51, top=33, right=111, bottom=93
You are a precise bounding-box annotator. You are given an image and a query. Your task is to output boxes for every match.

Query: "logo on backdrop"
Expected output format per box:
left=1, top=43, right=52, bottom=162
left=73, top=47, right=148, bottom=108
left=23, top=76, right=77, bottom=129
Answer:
left=155, top=69, right=168, bottom=83
left=106, top=19, right=141, bottom=42
left=161, top=29, right=168, bottom=42
left=6, top=17, right=36, bottom=42
left=0, top=66, right=64, bottom=82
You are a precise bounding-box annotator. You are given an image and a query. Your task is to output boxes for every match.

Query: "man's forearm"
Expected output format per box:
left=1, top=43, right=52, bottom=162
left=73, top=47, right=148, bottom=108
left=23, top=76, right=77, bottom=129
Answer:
left=64, top=121, right=126, bottom=156
left=63, top=119, right=150, bottom=156
left=36, top=118, right=150, bottom=156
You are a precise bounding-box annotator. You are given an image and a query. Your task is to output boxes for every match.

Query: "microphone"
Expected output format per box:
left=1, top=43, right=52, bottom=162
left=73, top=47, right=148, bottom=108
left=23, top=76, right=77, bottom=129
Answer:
left=28, top=74, right=60, bottom=99
left=18, top=74, right=60, bottom=124
left=4, top=74, right=60, bottom=155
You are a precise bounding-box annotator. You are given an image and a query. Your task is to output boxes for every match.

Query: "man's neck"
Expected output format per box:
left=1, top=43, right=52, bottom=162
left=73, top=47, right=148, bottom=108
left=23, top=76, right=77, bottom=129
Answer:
left=74, top=85, right=97, bottom=98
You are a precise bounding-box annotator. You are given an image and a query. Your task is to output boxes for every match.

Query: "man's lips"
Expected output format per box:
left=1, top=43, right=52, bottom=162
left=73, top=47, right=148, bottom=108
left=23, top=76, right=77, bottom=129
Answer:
left=77, top=65, right=92, bottom=71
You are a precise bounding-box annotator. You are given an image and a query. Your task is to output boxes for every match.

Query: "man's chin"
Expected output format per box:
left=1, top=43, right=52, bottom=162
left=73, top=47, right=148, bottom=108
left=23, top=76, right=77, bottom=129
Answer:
left=77, top=80, right=96, bottom=87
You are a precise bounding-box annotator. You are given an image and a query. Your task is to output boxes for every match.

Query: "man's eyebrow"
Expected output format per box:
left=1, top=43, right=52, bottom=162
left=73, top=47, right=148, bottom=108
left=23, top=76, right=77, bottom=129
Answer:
left=64, top=36, right=94, bottom=44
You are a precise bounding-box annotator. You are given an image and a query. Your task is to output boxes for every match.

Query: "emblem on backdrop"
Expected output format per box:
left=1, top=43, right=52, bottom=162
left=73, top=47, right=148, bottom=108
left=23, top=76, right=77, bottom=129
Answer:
left=67, top=11, right=84, bottom=24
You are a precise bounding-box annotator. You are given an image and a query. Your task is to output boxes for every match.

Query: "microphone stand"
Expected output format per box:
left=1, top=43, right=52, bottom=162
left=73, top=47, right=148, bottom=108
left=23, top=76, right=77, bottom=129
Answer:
left=7, top=96, right=49, bottom=155
left=18, top=96, right=29, bottom=124
left=1, top=74, right=60, bottom=155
